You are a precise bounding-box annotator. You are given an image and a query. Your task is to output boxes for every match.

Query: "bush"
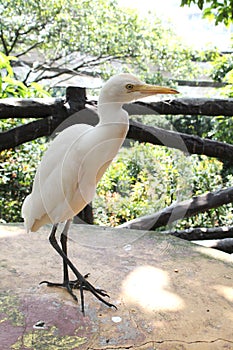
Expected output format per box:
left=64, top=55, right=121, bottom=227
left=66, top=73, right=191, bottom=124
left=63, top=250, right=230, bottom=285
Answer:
left=0, top=141, right=47, bottom=223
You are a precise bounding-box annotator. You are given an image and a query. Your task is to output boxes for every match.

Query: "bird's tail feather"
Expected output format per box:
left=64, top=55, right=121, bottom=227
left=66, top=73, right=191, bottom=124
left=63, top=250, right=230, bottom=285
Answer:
left=21, top=194, right=33, bottom=233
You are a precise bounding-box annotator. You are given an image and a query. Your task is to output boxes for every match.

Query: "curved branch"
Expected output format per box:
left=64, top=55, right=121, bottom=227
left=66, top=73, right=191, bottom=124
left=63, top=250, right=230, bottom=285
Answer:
left=163, top=226, right=233, bottom=240
left=128, top=119, right=233, bottom=162
left=118, top=186, right=233, bottom=231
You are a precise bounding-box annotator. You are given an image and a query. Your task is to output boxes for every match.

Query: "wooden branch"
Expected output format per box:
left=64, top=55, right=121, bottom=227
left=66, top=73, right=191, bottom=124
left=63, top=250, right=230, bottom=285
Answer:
left=34, top=69, right=77, bottom=83
left=193, top=238, right=233, bottom=254
left=1, top=97, right=233, bottom=119
left=1, top=96, right=233, bottom=162
left=118, top=186, right=233, bottom=231
left=15, top=41, right=43, bottom=59
left=162, top=226, right=233, bottom=240
left=0, top=116, right=65, bottom=150
left=0, top=88, right=90, bottom=151
left=125, top=98, right=233, bottom=116
left=162, top=226, right=233, bottom=254
left=175, top=79, right=227, bottom=88
left=1, top=101, right=233, bottom=162
left=16, top=23, right=46, bottom=37
left=8, top=28, right=21, bottom=54
left=128, top=120, right=233, bottom=162
left=0, top=98, right=66, bottom=119
left=0, top=28, right=9, bottom=56
left=32, top=55, right=126, bottom=83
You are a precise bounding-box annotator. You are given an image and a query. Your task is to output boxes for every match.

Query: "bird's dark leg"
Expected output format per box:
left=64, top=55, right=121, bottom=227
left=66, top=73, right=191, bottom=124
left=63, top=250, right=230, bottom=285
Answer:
left=60, top=220, right=71, bottom=284
left=59, top=220, right=81, bottom=301
left=60, top=220, right=90, bottom=298
left=40, top=223, right=116, bottom=313
left=40, top=221, right=84, bottom=302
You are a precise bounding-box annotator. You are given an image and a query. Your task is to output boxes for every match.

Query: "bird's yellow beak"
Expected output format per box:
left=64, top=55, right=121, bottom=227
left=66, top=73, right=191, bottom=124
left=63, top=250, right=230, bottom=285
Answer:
left=133, top=83, right=179, bottom=95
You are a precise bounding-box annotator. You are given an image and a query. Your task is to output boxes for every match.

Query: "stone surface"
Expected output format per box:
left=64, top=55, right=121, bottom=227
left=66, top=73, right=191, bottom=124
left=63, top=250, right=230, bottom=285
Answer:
left=0, top=223, right=232, bottom=350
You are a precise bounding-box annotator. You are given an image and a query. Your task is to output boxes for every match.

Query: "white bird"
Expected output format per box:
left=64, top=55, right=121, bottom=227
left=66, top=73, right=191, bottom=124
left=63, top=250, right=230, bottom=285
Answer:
left=22, top=73, right=178, bottom=313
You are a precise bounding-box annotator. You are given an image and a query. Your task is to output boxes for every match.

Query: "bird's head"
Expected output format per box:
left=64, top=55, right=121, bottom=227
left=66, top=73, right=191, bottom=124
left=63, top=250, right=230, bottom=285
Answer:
left=99, top=73, right=179, bottom=104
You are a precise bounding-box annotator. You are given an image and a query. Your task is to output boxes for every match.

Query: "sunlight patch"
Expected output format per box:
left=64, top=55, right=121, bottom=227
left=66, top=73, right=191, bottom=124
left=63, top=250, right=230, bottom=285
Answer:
left=121, top=265, right=184, bottom=312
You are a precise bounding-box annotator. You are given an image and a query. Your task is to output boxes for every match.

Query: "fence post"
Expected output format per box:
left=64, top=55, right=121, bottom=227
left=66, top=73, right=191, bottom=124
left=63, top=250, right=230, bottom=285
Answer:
left=66, top=87, right=87, bottom=113
left=65, top=87, right=94, bottom=225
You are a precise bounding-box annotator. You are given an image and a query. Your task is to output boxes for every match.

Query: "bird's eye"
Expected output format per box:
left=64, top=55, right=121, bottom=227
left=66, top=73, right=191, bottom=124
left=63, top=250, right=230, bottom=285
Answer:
left=125, top=83, right=134, bottom=91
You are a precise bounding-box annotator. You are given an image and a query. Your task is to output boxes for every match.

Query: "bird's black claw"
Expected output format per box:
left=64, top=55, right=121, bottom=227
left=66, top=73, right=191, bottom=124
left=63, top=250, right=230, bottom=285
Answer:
left=39, top=280, right=55, bottom=286
left=40, top=273, right=116, bottom=312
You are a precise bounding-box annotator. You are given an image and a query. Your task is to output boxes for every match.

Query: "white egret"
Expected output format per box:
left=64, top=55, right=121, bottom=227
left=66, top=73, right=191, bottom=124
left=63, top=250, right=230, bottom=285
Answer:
left=22, top=73, right=178, bottom=313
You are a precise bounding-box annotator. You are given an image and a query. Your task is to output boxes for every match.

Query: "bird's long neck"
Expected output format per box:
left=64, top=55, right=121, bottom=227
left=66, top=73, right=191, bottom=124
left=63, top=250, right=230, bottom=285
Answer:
left=97, top=100, right=129, bottom=128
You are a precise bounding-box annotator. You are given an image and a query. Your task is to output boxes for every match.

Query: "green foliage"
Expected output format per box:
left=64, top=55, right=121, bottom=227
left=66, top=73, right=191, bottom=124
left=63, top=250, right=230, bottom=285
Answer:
left=191, top=49, right=219, bottom=63
left=208, top=115, right=233, bottom=144
left=0, top=0, right=198, bottom=83
left=0, top=52, right=50, bottom=223
left=2, top=139, right=232, bottom=228
left=93, top=142, right=231, bottom=228
left=202, top=52, right=233, bottom=180
left=166, top=115, right=213, bottom=138
left=176, top=156, right=233, bottom=228
left=0, top=141, right=47, bottom=223
left=210, top=54, right=233, bottom=83
left=0, top=52, right=50, bottom=98
left=206, top=114, right=233, bottom=180
left=210, top=53, right=233, bottom=99
left=181, top=0, right=233, bottom=25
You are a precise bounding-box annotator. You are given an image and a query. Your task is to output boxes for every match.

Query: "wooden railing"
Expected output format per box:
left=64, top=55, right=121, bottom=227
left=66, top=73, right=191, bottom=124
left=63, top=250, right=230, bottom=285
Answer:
left=1, top=87, right=233, bottom=252
left=1, top=88, right=233, bottom=161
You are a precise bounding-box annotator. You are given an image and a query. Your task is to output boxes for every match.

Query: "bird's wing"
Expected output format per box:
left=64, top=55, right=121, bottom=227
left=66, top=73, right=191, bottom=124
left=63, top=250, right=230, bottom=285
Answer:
left=22, top=124, right=93, bottom=231
left=23, top=121, right=128, bottom=232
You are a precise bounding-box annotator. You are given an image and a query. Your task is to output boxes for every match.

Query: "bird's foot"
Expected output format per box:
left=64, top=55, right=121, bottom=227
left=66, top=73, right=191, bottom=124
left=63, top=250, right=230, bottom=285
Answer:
left=40, top=274, right=117, bottom=313
left=39, top=273, right=90, bottom=302
left=77, top=274, right=117, bottom=312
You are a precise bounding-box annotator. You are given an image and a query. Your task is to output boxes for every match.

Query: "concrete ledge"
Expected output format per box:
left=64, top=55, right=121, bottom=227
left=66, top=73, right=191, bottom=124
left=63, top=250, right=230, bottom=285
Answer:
left=0, top=223, right=232, bottom=349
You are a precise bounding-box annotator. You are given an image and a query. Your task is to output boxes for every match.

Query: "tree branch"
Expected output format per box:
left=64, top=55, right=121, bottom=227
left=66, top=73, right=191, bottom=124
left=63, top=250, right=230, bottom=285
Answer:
left=128, top=119, right=233, bottom=162
left=162, top=226, right=233, bottom=240
left=17, top=23, right=44, bottom=37
left=118, top=186, right=233, bottom=231
left=15, top=41, right=44, bottom=58
left=0, top=116, right=68, bottom=150
left=1, top=98, right=233, bottom=162
left=8, top=27, right=23, bottom=54
left=162, top=226, right=233, bottom=254
left=0, top=98, right=65, bottom=119
left=175, top=79, right=227, bottom=88
left=15, top=53, right=130, bottom=83
left=0, top=89, right=87, bottom=150
left=2, top=97, right=233, bottom=118
left=125, top=98, right=233, bottom=116
left=193, top=238, right=233, bottom=254
left=34, top=70, right=66, bottom=83
left=0, top=28, right=9, bottom=56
